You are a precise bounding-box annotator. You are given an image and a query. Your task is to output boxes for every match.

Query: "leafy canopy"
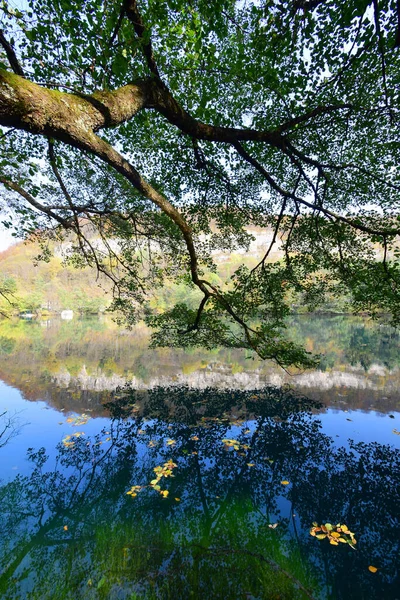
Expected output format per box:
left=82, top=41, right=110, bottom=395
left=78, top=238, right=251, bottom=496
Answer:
left=0, top=0, right=399, bottom=367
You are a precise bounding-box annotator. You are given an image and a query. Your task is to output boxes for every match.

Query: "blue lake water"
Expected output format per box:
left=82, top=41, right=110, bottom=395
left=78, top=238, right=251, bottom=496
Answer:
left=0, top=316, right=399, bottom=599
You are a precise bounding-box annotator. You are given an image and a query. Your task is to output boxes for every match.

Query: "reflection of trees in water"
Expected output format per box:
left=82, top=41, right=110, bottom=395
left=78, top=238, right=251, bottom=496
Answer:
left=0, top=386, right=399, bottom=599
left=1, top=317, right=400, bottom=408
left=0, top=409, right=24, bottom=448
left=287, top=315, right=400, bottom=372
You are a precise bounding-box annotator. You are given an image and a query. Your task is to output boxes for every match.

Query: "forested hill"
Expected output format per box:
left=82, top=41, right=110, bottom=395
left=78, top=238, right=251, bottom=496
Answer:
left=0, top=226, right=289, bottom=316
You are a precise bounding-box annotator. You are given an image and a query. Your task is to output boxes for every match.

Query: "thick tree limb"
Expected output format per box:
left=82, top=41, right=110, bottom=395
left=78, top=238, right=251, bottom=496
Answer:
left=0, top=69, right=149, bottom=134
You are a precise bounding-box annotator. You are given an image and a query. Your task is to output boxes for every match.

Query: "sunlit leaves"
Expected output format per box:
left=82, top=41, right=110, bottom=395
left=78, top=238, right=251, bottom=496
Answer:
left=368, top=565, right=378, bottom=573
left=310, top=523, right=357, bottom=549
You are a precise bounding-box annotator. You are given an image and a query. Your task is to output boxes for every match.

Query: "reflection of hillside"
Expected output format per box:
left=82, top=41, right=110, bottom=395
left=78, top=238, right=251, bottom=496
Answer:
left=0, top=316, right=400, bottom=414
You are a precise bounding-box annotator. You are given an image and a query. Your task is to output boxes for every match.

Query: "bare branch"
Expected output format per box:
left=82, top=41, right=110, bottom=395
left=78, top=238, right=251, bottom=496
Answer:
left=123, top=0, right=161, bottom=79
left=232, top=141, right=400, bottom=238
left=0, top=30, right=25, bottom=76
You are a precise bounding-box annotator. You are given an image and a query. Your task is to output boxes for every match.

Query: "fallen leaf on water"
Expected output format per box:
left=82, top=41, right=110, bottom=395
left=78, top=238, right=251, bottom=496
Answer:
left=166, top=439, right=176, bottom=446
left=190, top=436, right=199, bottom=441
left=63, top=525, right=68, bottom=531
left=66, top=414, right=91, bottom=427
left=281, top=480, right=290, bottom=485
left=310, top=522, right=357, bottom=548
left=268, top=523, right=278, bottom=529
left=175, top=497, right=180, bottom=502
left=393, top=429, right=400, bottom=435
left=368, top=566, right=378, bottom=573
left=126, top=485, right=143, bottom=497
left=247, top=463, right=255, bottom=467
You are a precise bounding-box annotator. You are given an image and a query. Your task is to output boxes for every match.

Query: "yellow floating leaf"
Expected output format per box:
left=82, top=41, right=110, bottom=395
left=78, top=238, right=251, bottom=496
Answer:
left=338, top=538, right=347, bottom=543
left=164, top=460, right=177, bottom=468
left=166, top=439, right=176, bottom=446
left=325, top=523, right=333, bottom=531
left=281, top=480, right=290, bottom=485
left=190, top=436, right=199, bottom=441
left=316, top=534, right=327, bottom=540
left=247, top=463, right=255, bottom=467
left=160, top=490, right=169, bottom=498
left=368, top=566, right=378, bottom=573
left=127, top=485, right=142, bottom=496
left=175, top=497, right=180, bottom=501
left=331, top=531, right=341, bottom=538
left=63, top=525, right=68, bottom=531
left=268, top=523, right=278, bottom=529
left=330, top=539, right=339, bottom=546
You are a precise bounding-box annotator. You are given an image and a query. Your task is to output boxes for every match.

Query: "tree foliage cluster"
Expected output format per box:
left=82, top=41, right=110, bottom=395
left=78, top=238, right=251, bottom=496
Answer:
left=0, top=0, right=399, bottom=366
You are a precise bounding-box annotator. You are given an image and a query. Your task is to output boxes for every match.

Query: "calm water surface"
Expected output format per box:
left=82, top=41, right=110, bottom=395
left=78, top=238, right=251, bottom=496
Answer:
left=0, top=316, right=399, bottom=599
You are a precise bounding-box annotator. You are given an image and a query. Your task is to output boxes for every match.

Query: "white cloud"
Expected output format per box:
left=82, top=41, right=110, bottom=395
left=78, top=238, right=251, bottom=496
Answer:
left=0, top=227, right=16, bottom=252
